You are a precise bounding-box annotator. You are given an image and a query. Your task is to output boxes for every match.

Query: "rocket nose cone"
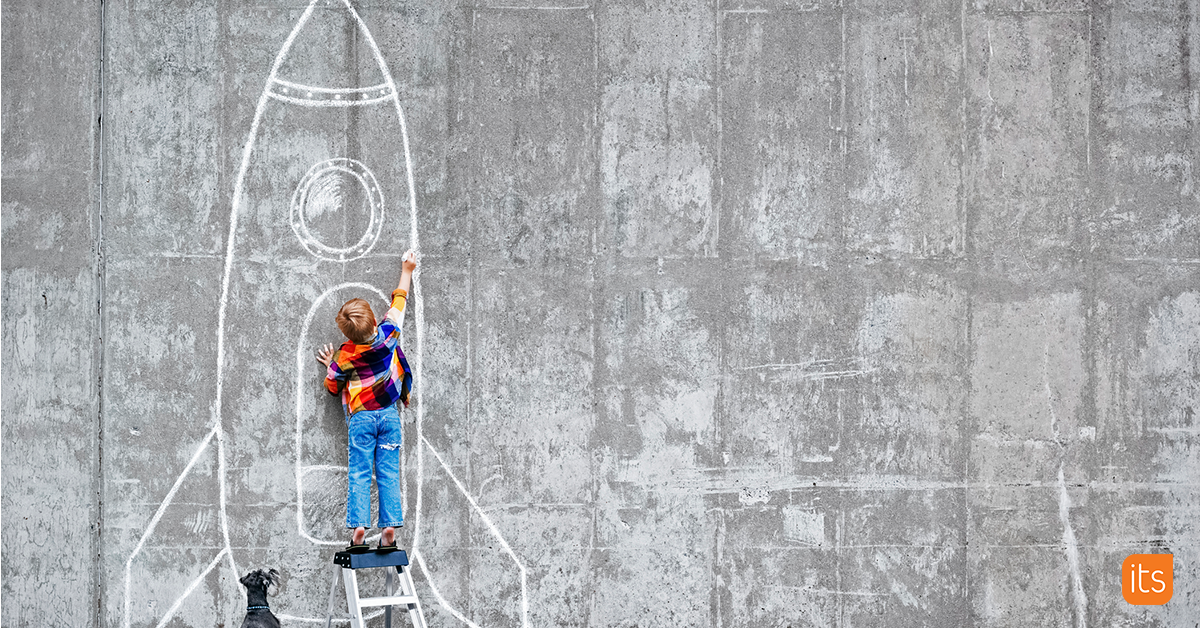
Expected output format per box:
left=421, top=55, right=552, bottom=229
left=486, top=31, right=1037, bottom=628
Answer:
left=270, top=0, right=393, bottom=104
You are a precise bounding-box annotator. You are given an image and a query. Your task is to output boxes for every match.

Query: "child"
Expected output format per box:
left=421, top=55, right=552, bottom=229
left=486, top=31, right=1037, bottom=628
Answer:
left=316, top=250, right=416, bottom=553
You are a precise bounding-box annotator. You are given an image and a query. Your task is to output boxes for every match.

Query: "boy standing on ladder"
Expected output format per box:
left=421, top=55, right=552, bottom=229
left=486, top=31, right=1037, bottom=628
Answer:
left=316, top=250, right=417, bottom=553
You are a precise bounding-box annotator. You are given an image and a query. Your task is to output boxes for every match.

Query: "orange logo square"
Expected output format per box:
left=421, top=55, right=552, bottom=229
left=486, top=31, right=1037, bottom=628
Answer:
left=1123, top=554, right=1173, bottom=605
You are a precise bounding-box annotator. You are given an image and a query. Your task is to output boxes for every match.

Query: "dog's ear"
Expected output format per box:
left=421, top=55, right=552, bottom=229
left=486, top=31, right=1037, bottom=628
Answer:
left=266, top=569, right=281, bottom=595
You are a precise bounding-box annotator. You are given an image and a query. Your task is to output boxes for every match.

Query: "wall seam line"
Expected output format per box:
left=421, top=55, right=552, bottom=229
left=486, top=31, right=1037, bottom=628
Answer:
left=93, top=0, right=109, bottom=624
left=587, top=3, right=602, bottom=625
left=957, top=0, right=973, bottom=623
left=710, top=2, right=728, bottom=628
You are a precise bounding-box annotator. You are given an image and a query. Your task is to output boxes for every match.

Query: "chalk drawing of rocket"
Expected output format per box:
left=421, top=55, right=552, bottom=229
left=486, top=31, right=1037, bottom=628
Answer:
left=125, top=1, right=527, bottom=626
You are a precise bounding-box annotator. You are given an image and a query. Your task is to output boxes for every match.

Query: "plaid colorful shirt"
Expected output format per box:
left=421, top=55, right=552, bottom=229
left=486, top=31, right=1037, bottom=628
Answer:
left=325, top=288, right=413, bottom=416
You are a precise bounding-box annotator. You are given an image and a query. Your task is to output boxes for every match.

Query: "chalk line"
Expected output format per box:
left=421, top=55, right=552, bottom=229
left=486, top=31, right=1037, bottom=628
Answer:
left=267, top=76, right=395, bottom=107
left=291, top=285, right=532, bottom=620
left=123, top=423, right=217, bottom=628
left=268, top=92, right=395, bottom=108
left=129, top=0, right=528, bottom=625
left=302, top=464, right=349, bottom=475
left=123, top=423, right=240, bottom=628
left=1058, top=465, right=1088, bottom=628
left=292, top=1, right=527, bottom=624
left=413, top=551, right=483, bottom=628
left=153, top=549, right=229, bottom=628
left=125, top=1, right=322, bottom=624
left=271, top=76, right=392, bottom=94
left=217, top=420, right=240, bottom=611
left=421, top=435, right=531, bottom=628
left=1045, top=345, right=1087, bottom=627
left=329, top=4, right=530, bottom=625
left=289, top=159, right=383, bottom=261
left=294, top=281, right=389, bottom=548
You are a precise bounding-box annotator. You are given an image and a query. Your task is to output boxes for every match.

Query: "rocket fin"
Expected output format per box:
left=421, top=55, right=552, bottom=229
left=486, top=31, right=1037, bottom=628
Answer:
left=124, top=428, right=234, bottom=628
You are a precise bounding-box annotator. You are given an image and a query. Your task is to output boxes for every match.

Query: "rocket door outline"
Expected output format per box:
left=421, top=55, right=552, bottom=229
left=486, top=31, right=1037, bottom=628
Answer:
left=123, top=1, right=529, bottom=626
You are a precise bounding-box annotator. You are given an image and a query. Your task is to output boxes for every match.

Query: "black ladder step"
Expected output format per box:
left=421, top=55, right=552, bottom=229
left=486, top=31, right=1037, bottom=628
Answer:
left=334, top=549, right=410, bottom=570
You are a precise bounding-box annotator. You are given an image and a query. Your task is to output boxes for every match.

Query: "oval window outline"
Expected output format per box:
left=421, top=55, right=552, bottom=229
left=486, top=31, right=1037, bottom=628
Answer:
left=289, top=157, right=384, bottom=262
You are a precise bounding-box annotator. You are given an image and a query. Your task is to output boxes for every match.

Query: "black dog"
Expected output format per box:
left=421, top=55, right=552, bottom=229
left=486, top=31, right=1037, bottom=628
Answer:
left=238, top=569, right=281, bottom=628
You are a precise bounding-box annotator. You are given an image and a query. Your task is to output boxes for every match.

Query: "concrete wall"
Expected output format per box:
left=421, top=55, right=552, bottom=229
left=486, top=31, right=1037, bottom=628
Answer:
left=3, top=0, right=1198, bottom=626
left=1, top=0, right=104, bottom=625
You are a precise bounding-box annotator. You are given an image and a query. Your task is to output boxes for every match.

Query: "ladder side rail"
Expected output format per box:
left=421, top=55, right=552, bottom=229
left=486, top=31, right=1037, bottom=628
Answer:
left=342, top=568, right=366, bottom=628
left=324, top=565, right=343, bottom=628
left=385, top=569, right=396, bottom=628
left=397, top=565, right=428, bottom=628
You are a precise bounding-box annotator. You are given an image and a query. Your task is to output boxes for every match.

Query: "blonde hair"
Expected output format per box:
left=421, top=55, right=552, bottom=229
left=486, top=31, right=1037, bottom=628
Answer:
left=336, top=298, right=376, bottom=344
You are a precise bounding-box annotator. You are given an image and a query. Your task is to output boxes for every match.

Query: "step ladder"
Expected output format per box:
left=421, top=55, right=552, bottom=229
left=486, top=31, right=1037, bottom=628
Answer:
left=324, top=549, right=427, bottom=628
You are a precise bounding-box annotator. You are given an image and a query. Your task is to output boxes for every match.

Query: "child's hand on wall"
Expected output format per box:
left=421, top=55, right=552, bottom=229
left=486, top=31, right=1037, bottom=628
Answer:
left=402, top=249, right=417, bottom=273
left=316, top=342, right=337, bottom=367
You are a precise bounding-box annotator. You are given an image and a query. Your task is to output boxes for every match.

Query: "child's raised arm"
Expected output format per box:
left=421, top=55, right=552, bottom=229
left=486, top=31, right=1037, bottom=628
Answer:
left=386, top=250, right=417, bottom=324
left=397, top=249, right=416, bottom=294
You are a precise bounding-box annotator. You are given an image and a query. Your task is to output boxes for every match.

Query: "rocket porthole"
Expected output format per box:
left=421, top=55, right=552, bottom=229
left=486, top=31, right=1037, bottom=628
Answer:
left=289, top=157, right=383, bottom=262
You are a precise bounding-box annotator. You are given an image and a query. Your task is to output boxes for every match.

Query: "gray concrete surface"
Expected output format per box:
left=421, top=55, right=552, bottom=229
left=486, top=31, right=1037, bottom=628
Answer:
left=3, top=0, right=1198, bottom=626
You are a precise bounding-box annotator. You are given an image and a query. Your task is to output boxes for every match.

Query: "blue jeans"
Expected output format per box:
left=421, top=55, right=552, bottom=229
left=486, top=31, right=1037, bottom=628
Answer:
left=346, top=406, right=404, bottom=529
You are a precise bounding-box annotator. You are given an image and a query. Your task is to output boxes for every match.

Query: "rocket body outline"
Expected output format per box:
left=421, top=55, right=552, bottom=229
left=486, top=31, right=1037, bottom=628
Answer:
left=123, top=1, right=528, bottom=626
